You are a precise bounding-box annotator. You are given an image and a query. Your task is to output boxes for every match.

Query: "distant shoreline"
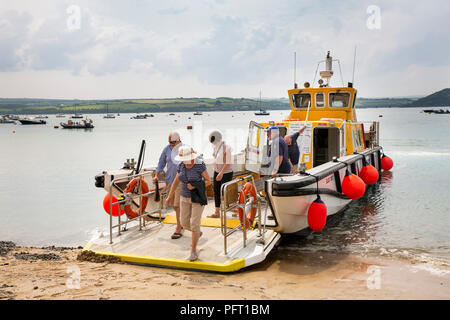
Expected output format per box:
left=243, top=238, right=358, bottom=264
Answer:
left=1, top=105, right=443, bottom=116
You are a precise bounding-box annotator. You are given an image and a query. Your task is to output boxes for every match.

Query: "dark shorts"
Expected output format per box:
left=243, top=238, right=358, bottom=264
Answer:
left=213, top=171, right=234, bottom=208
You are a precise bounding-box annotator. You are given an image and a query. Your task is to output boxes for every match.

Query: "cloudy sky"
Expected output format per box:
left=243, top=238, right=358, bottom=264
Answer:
left=0, top=0, right=448, bottom=99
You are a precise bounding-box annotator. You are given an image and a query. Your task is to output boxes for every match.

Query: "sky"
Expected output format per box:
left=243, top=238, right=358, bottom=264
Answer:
left=0, top=0, right=449, bottom=99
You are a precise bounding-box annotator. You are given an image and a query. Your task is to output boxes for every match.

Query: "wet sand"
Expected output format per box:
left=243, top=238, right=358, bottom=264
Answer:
left=1, top=241, right=449, bottom=300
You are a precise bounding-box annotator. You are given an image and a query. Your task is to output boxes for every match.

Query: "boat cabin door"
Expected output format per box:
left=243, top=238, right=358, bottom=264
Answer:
left=245, top=121, right=267, bottom=174
left=313, top=127, right=340, bottom=167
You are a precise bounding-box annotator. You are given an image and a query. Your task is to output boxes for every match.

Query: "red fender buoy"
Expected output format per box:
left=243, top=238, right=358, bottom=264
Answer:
left=359, top=164, right=379, bottom=185
left=381, top=155, right=394, bottom=171
left=342, top=170, right=366, bottom=199
left=103, top=193, right=125, bottom=217
left=307, top=196, right=327, bottom=231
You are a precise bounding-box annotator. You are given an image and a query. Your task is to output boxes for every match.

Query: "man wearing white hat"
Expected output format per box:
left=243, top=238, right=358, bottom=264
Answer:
left=165, top=146, right=212, bottom=261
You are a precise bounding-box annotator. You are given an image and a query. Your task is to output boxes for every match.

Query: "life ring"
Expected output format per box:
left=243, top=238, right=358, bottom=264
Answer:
left=238, top=182, right=257, bottom=229
left=124, top=178, right=149, bottom=219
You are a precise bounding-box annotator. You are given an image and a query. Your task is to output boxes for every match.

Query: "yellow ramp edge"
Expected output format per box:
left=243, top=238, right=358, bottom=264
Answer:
left=82, top=244, right=245, bottom=272
left=163, top=214, right=242, bottom=229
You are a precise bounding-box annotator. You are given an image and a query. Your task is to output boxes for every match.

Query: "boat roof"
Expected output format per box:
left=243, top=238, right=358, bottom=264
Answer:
left=286, top=86, right=358, bottom=122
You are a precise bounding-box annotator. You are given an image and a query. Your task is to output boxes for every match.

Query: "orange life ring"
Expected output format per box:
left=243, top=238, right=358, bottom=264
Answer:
left=238, top=182, right=257, bottom=229
left=124, top=178, right=149, bottom=219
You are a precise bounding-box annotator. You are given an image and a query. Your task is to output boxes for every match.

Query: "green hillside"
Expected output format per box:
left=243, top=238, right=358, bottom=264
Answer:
left=1, top=89, right=448, bottom=115
left=0, top=97, right=289, bottom=115
left=408, top=88, right=450, bottom=107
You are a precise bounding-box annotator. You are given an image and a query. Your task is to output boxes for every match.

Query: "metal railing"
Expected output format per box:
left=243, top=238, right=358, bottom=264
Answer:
left=108, top=170, right=165, bottom=244
left=220, top=175, right=266, bottom=255
left=362, top=121, right=379, bottom=148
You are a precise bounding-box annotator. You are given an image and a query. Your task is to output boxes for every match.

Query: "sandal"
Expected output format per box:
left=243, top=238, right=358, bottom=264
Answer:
left=171, top=232, right=183, bottom=239
left=207, top=213, right=220, bottom=218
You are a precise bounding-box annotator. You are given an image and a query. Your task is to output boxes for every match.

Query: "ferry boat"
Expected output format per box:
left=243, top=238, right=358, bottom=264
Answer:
left=86, top=52, right=392, bottom=272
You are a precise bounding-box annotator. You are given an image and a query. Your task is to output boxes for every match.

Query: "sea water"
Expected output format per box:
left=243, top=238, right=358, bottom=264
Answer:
left=0, top=108, right=449, bottom=266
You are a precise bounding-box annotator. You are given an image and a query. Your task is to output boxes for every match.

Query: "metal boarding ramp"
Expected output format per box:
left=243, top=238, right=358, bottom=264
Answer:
left=84, top=171, right=281, bottom=272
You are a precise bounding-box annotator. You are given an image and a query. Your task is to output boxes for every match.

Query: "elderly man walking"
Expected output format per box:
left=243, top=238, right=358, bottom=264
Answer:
left=153, top=131, right=183, bottom=239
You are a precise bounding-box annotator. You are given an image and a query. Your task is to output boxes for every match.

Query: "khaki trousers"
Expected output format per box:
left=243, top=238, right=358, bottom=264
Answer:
left=180, top=196, right=204, bottom=234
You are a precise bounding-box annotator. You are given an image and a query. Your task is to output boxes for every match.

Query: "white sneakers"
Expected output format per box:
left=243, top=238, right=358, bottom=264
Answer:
left=187, top=251, right=199, bottom=261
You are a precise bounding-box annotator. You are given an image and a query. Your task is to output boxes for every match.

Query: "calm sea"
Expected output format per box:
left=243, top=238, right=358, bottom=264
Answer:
left=1, top=108, right=449, bottom=265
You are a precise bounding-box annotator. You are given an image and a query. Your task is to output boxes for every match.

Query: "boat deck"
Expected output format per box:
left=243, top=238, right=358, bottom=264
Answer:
left=85, top=202, right=280, bottom=272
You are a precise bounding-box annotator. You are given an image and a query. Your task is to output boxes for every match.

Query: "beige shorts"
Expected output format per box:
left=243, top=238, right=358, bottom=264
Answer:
left=180, top=196, right=204, bottom=234
left=166, top=183, right=181, bottom=208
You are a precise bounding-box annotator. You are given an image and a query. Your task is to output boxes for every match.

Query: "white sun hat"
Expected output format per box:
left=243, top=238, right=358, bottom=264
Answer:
left=175, top=146, right=199, bottom=161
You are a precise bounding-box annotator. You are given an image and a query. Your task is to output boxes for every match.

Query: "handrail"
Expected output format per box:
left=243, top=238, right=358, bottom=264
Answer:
left=220, top=175, right=262, bottom=255
left=108, top=170, right=164, bottom=244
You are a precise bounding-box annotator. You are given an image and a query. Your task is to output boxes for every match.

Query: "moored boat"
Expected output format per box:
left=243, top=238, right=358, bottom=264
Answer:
left=60, top=118, right=94, bottom=129
left=18, top=118, right=46, bottom=125
left=254, top=90, right=270, bottom=116
left=131, top=114, right=148, bottom=119
left=423, top=108, right=450, bottom=114
left=103, top=104, right=116, bottom=119
left=0, top=116, right=16, bottom=124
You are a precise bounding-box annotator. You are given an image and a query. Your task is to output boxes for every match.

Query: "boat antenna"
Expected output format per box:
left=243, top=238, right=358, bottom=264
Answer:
left=352, top=45, right=357, bottom=84
left=336, top=59, right=345, bottom=87
left=294, top=52, right=298, bottom=89
left=312, top=61, right=322, bottom=87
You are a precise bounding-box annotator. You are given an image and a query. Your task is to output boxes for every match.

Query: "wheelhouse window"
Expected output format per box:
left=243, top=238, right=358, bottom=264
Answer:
left=329, top=92, right=350, bottom=108
left=315, top=93, right=324, bottom=108
left=292, top=93, right=312, bottom=109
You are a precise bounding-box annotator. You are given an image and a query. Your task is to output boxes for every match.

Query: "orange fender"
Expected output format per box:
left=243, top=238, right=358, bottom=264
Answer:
left=238, top=182, right=257, bottom=229
left=124, top=178, right=149, bottom=219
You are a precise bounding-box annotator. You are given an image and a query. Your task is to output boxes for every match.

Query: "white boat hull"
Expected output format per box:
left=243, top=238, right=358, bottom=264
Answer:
left=266, top=147, right=382, bottom=234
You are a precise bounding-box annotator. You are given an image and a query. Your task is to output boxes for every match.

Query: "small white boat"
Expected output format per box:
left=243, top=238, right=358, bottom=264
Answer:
left=103, top=104, right=116, bottom=119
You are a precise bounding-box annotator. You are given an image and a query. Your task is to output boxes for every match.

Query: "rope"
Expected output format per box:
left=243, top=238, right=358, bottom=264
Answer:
left=299, top=171, right=320, bottom=197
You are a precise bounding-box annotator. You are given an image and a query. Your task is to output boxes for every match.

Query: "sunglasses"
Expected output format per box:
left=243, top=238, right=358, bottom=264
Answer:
left=169, top=141, right=178, bottom=145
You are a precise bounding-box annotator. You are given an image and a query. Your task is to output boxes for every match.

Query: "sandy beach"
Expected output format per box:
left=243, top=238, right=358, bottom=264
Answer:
left=0, top=241, right=448, bottom=300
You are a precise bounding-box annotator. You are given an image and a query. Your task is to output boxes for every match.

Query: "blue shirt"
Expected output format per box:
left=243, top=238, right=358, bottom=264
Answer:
left=288, top=132, right=300, bottom=165
left=268, top=136, right=291, bottom=174
left=156, top=144, right=181, bottom=184
left=177, top=161, right=207, bottom=198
